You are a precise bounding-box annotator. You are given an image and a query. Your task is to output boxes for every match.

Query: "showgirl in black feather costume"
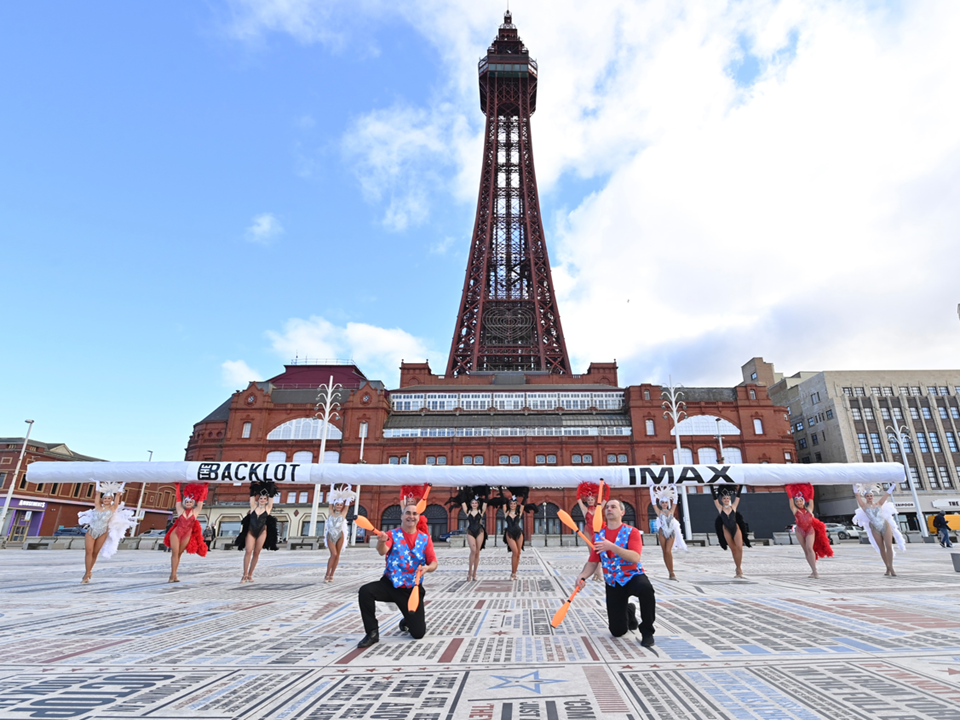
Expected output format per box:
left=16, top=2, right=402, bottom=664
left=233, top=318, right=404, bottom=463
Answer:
left=235, top=480, right=279, bottom=583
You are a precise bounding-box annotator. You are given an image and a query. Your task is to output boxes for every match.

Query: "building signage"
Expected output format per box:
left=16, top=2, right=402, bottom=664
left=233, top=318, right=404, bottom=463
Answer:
left=17, top=499, right=46, bottom=509
left=931, top=498, right=960, bottom=509
left=894, top=500, right=916, bottom=510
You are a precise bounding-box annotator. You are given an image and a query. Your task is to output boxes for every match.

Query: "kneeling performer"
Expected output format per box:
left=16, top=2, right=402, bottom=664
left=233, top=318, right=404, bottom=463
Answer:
left=357, top=503, right=438, bottom=648
left=576, top=498, right=656, bottom=647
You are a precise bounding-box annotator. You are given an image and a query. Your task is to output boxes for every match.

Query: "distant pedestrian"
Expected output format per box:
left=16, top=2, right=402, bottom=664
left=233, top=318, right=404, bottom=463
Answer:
left=933, top=511, right=953, bottom=548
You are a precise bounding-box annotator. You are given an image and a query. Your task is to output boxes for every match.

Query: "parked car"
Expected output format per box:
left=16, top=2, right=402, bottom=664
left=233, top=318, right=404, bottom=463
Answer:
left=439, top=529, right=466, bottom=542
left=824, top=523, right=860, bottom=540
left=139, top=528, right=167, bottom=537
left=54, top=525, right=87, bottom=537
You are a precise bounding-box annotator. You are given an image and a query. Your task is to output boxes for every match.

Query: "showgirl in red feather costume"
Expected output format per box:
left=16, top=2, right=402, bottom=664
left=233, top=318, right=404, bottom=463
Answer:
left=785, top=483, right=832, bottom=579
left=164, top=482, right=208, bottom=582
left=577, top=481, right=608, bottom=581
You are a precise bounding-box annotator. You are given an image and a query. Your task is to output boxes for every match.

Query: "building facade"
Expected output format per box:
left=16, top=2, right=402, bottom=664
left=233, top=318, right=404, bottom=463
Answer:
left=743, top=357, right=960, bottom=528
left=188, top=360, right=794, bottom=542
left=0, top=439, right=172, bottom=541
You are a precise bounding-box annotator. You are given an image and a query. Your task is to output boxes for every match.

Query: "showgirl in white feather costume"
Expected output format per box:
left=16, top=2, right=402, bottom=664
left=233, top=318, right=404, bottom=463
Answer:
left=852, top=483, right=905, bottom=576
left=78, top=481, right=135, bottom=582
left=652, top=485, right=685, bottom=580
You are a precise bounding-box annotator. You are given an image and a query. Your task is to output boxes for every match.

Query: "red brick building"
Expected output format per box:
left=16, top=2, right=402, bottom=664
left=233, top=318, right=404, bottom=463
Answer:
left=0, top=439, right=173, bottom=541
left=186, top=361, right=794, bottom=542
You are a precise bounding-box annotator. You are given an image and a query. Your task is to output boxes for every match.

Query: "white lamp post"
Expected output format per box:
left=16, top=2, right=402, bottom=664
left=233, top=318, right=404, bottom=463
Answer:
left=131, top=450, right=152, bottom=537
left=1, top=419, right=34, bottom=546
left=715, top=418, right=725, bottom=463
left=885, top=422, right=928, bottom=537
left=351, top=421, right=368, bottom=546
left=662, top=378, right=692, bottom=540
left=309, top=376, right=341, bottom=538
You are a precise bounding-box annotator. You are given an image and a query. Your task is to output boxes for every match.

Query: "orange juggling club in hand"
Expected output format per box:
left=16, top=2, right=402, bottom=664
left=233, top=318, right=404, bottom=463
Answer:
left=408, top=566, right=424, bottom=612
left=550, top=583, right=582, bottom=627
left=592, top=480, right=605, bottom=533
left=354, top=515, right=383, bottom=536
left=415, top=486, right=432, bottom=514
left=556, top=510, right=595, bottom=550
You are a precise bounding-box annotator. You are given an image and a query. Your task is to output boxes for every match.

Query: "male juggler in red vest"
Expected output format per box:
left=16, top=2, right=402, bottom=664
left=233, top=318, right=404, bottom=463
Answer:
left=357, top=503, right=439, bottom=648
left=576, top=498, right=656, bottom=647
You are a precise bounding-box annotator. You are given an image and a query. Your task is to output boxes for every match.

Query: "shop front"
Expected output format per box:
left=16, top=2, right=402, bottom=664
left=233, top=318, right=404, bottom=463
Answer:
left=1, top=498, right=47, bottom=541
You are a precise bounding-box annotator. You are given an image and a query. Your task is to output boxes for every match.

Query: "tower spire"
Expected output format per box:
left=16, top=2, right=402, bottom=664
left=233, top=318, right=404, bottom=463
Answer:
left=446, top=16, right=570, bottom=376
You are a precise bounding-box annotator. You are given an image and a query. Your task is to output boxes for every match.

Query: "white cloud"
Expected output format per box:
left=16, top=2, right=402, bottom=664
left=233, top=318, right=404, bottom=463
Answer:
left=266, top=316, right=440, bottom=386
left=229, top=0, right=960, bottom=383
left=221, top=359, right=262, bottom=388
left=245, top=212, right=284, bottom=245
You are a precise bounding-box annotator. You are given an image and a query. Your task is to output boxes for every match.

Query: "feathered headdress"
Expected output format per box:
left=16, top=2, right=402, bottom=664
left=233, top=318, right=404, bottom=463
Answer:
left=401, top=484, right=429, bottom=504
left=182, top=483, right=208, bottom=503
left=651, top=484, right=678, bottom=506
left=250, top=480, right=279, bottom=498
left=855, top=483, right=882, bottom=497
left=328, top=483, right=356, bottom=506
left=447, top=485, right=490, bottom=508
left=785, top=483, right=813, bottom=504
left=577, top=481, right=609, bottom=503
left=96, top=480, right=125, bottom=497
left=710, top=484, right=741, bottom=499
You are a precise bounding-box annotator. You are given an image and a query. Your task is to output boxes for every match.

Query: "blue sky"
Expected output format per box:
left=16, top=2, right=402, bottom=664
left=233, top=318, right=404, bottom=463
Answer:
left=2, top=1, right=959, bottom=462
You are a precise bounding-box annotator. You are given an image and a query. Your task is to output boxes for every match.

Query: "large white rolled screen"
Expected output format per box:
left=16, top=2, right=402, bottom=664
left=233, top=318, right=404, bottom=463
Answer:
left=27, top=460, right=906, bottom=488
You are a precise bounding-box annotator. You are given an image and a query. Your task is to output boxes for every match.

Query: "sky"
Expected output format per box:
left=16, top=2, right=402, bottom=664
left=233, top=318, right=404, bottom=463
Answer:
left=2, top=0, right=959, bottom=462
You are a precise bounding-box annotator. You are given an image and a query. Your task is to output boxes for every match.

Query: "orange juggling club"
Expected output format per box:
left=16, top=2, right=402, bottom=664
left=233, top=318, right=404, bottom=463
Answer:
left=408, top=566, right=424, bottom=612
left=592, top=480, right=605, bottom=533
left=415, top=485, right=432, bottom=514
left=354, top=515, right=383, bottom=536
left=550, top=583, right=582, bottom=628
left=556, top=510, right=595, bottom=550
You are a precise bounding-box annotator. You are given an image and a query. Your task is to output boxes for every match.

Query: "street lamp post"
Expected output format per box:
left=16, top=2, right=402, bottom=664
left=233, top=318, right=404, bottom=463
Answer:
left=1, top=419, right=35, bottom=547
left=131, top=450, right=152, bottom=537
left=350, top=421, right=368, bottom=547
left=715, top=418, right=725, bottom=463
left=885, top=423, right=928, bottom=537
left=309, top=376, right=342, bottom=538
left=662, top=377, right=692, bottom=541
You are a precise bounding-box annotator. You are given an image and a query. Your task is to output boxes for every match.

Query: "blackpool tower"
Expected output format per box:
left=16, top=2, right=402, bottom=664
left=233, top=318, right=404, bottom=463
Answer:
left=446, top=12, right=570, bottom=377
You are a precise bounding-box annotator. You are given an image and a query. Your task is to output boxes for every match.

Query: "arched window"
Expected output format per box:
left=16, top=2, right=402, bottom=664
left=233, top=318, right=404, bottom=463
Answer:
left=292, top=451, right=313, bottom=464
left=423, top=503, right=448, bottom=540
left=697, top=447, right=718, bottom=464
left=534, top=502, right=560, bottom=535
left=267, top=418, right=343, bottom=441
left=723, top=447, right=743, bottom=463
left=266, top=451, right=287, bottom=463
left=570, top=504, right=585, bottom=531
left=620, top=500, right=637, bottom=527
left=646, top=501, right=658, bottom=534
left=458, top=509, right=468, bottom=531
left=671, top=415, right=741, bottom=436
left=672, top=448, right=693, bottom=464
left=381, top=504, right=402, bottom=533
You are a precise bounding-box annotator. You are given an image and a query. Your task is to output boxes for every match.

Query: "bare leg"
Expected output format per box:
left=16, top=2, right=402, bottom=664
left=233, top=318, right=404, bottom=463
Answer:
left=82, top=532, right=108, bottom=582
left=466, top=533, right=478, bottom=580
left=325, top=535, right=344, bottom=581
left=507, top=535, right=522, bottom=579
left=474, top=531, right=485, bottom=579
left=660, top=532, right=676, bottom=578
left=169, top=532, right=184, bottom=582
left=242, top=532, right=256, bottom=581
left=871, top=527, right=893, bottom=575
left=881, top=524, right=896, bottom=576
left=798, top=528, right=818, bottom=578
left=247, top=531, right=267, bottom=581
left=724, top=527, right=744, bottom=577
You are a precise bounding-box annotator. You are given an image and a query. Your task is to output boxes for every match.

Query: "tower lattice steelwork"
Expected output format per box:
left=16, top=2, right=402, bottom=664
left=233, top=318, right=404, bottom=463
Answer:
left=446, top=12, right=570, bottom=376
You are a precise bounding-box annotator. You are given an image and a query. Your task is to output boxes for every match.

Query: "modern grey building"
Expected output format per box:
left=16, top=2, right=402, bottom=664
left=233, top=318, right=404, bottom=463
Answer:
left=741, top=358, right=960, bottom=530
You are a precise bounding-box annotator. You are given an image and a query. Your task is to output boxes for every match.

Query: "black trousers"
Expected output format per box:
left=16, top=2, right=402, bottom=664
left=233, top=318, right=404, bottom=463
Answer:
left=605, top=573, right=656, bottom=638
left=358, top=576, right=427, bottom=639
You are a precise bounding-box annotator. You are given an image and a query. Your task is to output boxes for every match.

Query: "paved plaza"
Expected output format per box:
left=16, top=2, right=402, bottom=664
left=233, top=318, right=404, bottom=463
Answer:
left=2, top=540, right=960, bottom=719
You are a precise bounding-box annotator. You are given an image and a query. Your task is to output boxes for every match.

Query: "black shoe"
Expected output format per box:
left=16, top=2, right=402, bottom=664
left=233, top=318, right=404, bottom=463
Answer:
left=640, top=635, right=655, bottom=648
left=357, top=632, right=379, bottom=649
left=398, top=620, right=409, bottom=634
left=626, top=602, right=639, bottom=632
